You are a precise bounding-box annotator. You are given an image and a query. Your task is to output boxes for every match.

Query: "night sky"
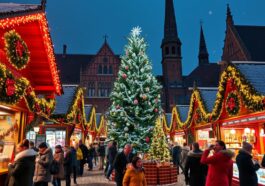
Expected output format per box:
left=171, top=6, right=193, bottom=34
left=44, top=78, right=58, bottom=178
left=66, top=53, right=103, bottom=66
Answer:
left=6, top=0, right=265, bottom=75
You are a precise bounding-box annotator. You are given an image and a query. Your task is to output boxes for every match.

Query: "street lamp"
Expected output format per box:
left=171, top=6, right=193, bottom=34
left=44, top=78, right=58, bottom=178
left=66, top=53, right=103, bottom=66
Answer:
left=34, top=126, right=40, bottom=134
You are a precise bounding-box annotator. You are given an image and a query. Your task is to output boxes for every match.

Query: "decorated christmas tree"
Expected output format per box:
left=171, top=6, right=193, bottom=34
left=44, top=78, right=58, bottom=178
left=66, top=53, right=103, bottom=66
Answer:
left=148, top=120, right=171, bottom=162
left=107, top=27, right=162, bottom=152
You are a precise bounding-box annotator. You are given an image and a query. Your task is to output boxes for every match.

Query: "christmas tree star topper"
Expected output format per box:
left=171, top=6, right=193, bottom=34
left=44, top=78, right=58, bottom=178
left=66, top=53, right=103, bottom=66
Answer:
left=131, top=26, right=142, bottom=37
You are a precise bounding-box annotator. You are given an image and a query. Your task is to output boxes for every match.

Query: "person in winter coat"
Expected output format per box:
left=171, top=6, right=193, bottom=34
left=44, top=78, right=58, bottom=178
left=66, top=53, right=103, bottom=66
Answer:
left=180, top=142, right=190, bottom=170
left=172, top=142, right=183, bottom=172
left=236, top=142, right=260, bottom=186
left=184, top=142, right=207, bottom=186
left=106, top=141, right=118, bottom=180
left=87, top=144, right=96, bottom=170
left=33, top=142, right=53, bottom=186
left=97, top=141, right=105, bottom=170
left=64, top=146, right=72, bottom=186
left=7, top=139, right=37, bottom=186
left=201, top=140, right=234, bottom=186
left=70, top=146, right=77, bottom=184
left=75, top=144, right=83, bottom=176
left=113, top=144, right=132, bottom=186
left=78, top=140, right=88, bottom=176
left=52, top=145, right=64, bottom=186
left=123, top=156, right=147, bottom=186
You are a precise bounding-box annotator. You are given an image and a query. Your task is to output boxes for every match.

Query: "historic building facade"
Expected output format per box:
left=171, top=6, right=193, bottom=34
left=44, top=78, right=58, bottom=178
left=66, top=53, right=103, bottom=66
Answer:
left=56, top=41, right=120, bottom=113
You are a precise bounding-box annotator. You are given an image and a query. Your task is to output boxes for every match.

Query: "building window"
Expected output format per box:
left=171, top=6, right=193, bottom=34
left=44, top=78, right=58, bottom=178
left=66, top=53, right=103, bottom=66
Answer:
left=98, top=82, right=111, bottom=97
left=103, top=57, right=108, bottom=63
left=109, top=66, right=113, bottom=74
left=172, top=46, right=176, bottom=54
left=177, top=47, right=181, bottom=55
left=103, top=65, right=108, bottom=74
left=165, top=47, right=169, bottom=55
left=98, top=65, right=102, bottom=74
left=87, top=82, right=95, bottom=97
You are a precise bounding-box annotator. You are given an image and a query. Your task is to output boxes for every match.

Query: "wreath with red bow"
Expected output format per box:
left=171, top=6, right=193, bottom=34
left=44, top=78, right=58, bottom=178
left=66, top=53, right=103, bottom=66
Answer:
left=226, top=92, right=240, bottom=116
left=4, top=30, right=30, bottom=70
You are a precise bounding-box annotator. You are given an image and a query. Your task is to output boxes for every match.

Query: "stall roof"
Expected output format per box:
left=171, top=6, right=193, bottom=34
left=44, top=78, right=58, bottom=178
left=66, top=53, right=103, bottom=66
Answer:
left=199, top=88, right=218, bottom=112
left=176, top=105, right=189, bottom=121
left=54, top=85, right=77, bottom=114
left=0, top=1, right=62, bottom=95
left=84, top=104, right=93, bottom=121
left=165, top=113, right=172, bottom=128
left=234, top=62, right=265, bottom=95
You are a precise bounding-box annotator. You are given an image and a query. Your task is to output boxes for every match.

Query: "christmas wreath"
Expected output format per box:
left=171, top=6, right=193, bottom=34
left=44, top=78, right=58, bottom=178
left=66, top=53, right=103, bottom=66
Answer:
left=4, top=30, right=30, bottom=70
left=226, top=92, right=240, bottom=116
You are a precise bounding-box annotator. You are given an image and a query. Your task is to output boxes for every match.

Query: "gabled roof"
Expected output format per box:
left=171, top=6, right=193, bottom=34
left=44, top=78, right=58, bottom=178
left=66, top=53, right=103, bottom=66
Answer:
left=176, top=105, right=189, bottom=121
left=0, top=3, right=42, bottom=18
left=54, top=85, right=78, bottom=114
left=96, top=113, right=102, bottom=127
left=198, top=88, right=218, bottom=112
left=235, top=25, right=265, bottom=61
left=56, top=54, right=94, bottom=84
left=184, top=63, right=220, bottom=87
left=234, top=62, right=265, bottom=94
left=0, top=2, right=62, bottom=95
left=165, top=113, right=172, bottom=127
left=84, top=104, right=93, bottom=121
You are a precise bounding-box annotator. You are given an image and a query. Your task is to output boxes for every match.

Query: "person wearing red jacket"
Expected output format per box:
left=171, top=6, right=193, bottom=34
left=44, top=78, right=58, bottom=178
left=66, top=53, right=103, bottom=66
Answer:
left=201, top=140, right=234, bottom=186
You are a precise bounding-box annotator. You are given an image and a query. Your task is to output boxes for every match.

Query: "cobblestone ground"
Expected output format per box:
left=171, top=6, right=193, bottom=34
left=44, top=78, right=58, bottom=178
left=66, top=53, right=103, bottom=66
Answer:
left=48, top=165, right=186, bottom=186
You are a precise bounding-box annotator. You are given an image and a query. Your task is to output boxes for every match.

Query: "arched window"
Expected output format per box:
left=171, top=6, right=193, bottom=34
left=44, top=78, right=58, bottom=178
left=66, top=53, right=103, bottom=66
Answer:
left=98, top=65, right=102, bottom=74
left=172, top=46, right=176, bottom=54
left=109, top=66, right=113, bottom=74
left=165, top=47, right=169, bottom=55
left=103, top=65, right=108, bottom=74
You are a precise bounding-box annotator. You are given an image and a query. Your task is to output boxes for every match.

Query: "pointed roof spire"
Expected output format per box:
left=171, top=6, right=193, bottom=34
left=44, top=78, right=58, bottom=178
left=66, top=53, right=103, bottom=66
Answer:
left=198, top=22, right=209, bottom=65
left=163, top=0, right=180, bottom=42
left=226, top=4, right=234, bottom=25
left=103, top=34, right=108, bottom=44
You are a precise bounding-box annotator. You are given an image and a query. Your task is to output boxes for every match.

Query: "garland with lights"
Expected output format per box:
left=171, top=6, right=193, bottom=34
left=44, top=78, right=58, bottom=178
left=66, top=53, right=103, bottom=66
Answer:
left=0, top=63, right=55, bottom=117
left=50, top=87, right=86, bottom=126
left=226, top=92, right=240, bottom=116
left=165, top=64, right=265, bottom=133
left=4, top=30, right=30, bottom=70
left=194, top=108, right=202, bottom=124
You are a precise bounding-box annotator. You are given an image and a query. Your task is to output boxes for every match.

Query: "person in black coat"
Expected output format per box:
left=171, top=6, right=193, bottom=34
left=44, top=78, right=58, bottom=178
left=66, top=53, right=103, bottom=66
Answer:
left=184, top=142, right=207, bottom=186
left=7, top=139, right=37, bottom=186
left=64, top=146, right=72, bottom=186
left=172, top=142, right=183, bottom=172
left=106, top=141, right=118, bottom=179
left=113, top=144, right=132, bottom=186
left=236, top=142, right=260, bottom=186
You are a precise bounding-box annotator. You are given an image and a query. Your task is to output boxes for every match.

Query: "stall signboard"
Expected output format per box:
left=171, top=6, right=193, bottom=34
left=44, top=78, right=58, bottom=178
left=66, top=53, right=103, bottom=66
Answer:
left=35, top=134, right=46, bottom=148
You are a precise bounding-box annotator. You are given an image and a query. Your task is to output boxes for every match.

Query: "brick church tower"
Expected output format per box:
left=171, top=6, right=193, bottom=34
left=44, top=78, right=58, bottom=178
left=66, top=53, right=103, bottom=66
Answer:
left=161, top=0, right=185, bottom=112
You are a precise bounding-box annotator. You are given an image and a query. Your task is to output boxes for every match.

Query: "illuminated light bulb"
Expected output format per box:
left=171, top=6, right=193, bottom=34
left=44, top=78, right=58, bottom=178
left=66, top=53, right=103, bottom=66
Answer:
left=244, top=128, right=251, bottom=134
left=230, top=129, right=236, bottom=134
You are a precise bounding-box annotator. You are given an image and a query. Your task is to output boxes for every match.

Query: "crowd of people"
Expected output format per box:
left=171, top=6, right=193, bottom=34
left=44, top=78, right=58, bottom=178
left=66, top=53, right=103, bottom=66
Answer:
left=5, top=137, right=265, bottom=186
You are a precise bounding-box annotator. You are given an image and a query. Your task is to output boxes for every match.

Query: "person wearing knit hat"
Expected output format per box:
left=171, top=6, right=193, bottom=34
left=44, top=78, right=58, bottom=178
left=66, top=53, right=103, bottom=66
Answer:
left=236, top=141, right=260, bottom=186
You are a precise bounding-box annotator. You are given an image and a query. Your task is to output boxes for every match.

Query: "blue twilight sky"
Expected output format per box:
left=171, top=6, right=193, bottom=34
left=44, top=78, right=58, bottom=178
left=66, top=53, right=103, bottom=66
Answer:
left=6, top=0, right=265, bottom=75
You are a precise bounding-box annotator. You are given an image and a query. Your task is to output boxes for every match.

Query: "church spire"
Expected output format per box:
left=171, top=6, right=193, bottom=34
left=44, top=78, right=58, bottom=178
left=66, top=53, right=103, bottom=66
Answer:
left=198, top=24, right=209, bottom=65
left=164, top=0, right=178, bottom=39
left=161, top=0, right=181, bottom=57
left=226, top=4, right=234, bottom=25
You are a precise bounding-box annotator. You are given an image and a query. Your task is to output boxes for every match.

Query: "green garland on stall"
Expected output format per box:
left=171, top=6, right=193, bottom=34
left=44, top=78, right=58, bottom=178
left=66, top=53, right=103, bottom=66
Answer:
left=4, top=30, right=30, bottom=70
left=50, top=87, right=86, bottom=125
left=0, top=63, right=55, bottom=117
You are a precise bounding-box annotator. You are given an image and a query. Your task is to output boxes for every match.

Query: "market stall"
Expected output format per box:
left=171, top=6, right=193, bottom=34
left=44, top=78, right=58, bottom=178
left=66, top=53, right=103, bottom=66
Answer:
left=0, top=1, right=62, bottom=180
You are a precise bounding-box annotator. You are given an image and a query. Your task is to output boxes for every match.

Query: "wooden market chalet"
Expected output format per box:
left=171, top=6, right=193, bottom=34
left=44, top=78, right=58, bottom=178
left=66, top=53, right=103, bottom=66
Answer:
left=0, top=1, right=107, bottom=179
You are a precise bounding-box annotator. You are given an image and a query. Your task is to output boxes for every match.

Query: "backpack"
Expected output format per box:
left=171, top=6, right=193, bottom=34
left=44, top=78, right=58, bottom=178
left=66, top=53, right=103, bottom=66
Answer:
left=50, top=160, right=60, bottom=175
